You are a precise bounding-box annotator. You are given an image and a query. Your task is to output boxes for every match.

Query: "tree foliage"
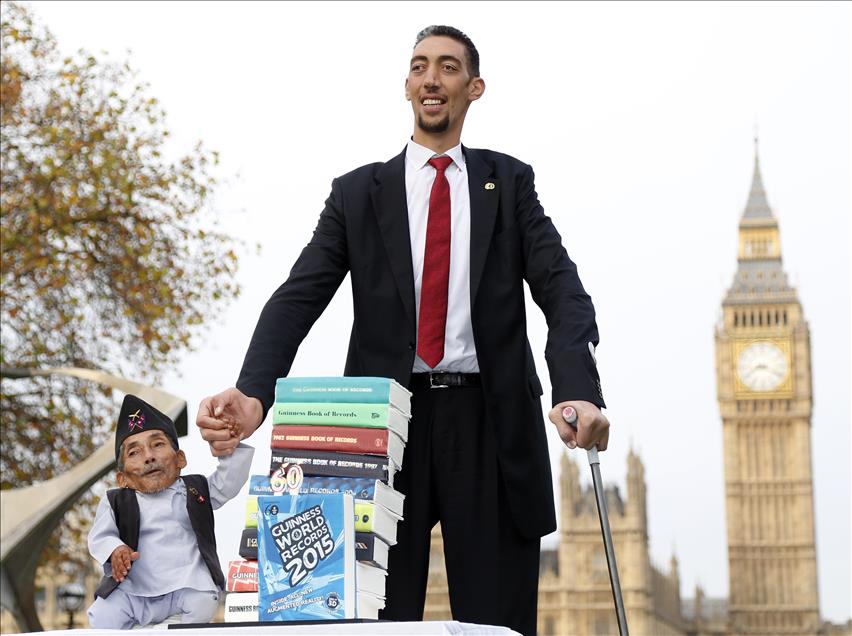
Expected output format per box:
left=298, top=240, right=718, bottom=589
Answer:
left=0, top=2, right=242, bottom=574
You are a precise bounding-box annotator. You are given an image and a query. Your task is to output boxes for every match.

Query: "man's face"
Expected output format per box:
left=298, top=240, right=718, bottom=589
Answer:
left=117, top=429, right=186, bottom=494
left=405, top=35, right=484, bottom=137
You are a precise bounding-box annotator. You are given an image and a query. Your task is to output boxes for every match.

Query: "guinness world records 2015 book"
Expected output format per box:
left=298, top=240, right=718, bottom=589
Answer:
left=257, top=493, right=356, bottom=621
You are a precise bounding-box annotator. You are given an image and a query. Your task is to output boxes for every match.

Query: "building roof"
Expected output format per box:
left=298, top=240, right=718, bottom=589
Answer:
left=574, top=484, right=625, bottom=517
left=724, top=139, right=798, bottom=304
left=742, top=138, right=774, bottom=221
left=725, top=259, right=794, bottom=299
left=682, top=596, right=729, bottom=621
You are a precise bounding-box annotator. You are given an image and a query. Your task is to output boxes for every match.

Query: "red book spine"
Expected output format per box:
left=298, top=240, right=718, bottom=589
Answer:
left=270, top=424, right=389, bottom=455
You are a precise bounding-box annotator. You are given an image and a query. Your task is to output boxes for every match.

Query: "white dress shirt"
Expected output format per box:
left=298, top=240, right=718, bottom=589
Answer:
left=405, top=139, right=479, bottom=373
left=88, top=443, right=255, bottom=596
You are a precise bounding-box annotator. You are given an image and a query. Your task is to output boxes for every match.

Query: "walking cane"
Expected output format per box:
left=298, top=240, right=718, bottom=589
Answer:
left=563, top=406, right=630, bottom=636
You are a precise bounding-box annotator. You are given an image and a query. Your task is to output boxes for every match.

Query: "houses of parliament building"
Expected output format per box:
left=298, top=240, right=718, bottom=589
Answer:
left=423, top=144, right=848, bottom=636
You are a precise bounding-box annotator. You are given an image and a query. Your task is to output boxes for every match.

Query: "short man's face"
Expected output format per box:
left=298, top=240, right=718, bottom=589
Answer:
left=117, top=429, right=186, bottom=494
left=405, top=35, right=484, bottom=136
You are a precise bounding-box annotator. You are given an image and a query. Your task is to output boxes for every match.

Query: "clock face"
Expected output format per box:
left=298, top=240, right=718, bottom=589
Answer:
left=737, top=341, right=788, bottom=392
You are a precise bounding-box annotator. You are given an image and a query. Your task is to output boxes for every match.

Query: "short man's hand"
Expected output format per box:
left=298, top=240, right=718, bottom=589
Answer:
left=548, top=400, right=609, bottom=451
left=109, top=544, right=139, bottom=582
left=196, top=387, right=263, bottom=457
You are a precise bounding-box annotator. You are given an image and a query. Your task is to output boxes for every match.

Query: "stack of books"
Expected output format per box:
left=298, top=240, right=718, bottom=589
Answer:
left=227, top=376, right=411, bottom=623
left=222, top=484, right=262, bottom=621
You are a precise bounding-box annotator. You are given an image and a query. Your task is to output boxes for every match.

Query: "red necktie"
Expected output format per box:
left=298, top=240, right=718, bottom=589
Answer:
left=417, top=156, right=453, bottom=368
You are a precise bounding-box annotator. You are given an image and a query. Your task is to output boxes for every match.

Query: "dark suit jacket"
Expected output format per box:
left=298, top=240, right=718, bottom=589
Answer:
left=237, top=146, right=604, bottom=538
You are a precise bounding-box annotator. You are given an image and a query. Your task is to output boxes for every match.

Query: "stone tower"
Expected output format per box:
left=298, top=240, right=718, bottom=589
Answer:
left=537, top=449, right=685, bottom=635
left=714, top=140, right=820, bottom=635
left=423, top=449, right=691, bottom=634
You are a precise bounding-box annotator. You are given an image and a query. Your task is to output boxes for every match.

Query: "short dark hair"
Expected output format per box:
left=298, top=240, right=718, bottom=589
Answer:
left=414, top=25, right=480, bottom=77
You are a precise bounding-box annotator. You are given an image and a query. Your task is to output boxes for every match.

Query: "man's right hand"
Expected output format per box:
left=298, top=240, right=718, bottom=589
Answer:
left=197, top=387, right=263, bottom=457
left=548, top=399, right=609, bottom=451
left=110, top=545, right=139, bottom=582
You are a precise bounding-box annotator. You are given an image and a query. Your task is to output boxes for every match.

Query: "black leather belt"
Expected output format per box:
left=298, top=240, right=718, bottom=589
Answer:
left=411, top=372, right=481, bottom=389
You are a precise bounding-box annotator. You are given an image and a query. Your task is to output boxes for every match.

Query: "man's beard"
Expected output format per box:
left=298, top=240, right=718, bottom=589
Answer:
left=417, top=113, right=450, bottom=134
left=127, top=463, right=176, bottom=493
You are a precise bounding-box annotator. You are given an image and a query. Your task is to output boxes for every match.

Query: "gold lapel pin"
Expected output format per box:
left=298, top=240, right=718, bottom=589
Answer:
left=484, top=182, right=495, bottom=190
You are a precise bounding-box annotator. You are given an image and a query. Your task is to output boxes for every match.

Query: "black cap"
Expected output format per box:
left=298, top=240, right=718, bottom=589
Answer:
left=115, top=394, right=179, bottom=461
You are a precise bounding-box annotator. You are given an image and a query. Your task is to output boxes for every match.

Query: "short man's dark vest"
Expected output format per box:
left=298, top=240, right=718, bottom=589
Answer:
left=94, top=474, right=225, bottom=599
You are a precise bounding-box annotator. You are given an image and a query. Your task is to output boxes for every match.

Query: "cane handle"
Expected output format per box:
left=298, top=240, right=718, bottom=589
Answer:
left=562, top=406, right=601, bottom=463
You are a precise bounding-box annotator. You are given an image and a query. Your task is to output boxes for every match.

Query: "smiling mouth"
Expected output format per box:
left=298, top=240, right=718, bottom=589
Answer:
left=420, top=96, right=447, bottom=113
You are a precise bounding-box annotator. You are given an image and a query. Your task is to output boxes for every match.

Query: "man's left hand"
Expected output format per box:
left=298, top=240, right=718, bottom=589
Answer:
left=548, top=400, right=609, bottom=451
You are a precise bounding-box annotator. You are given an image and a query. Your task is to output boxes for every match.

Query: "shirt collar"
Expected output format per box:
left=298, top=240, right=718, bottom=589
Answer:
left=406, top=138, right=466, bottom=172
left=135, top=478, right=183, bottom=498
left=166, top=478, right=184, bottom=494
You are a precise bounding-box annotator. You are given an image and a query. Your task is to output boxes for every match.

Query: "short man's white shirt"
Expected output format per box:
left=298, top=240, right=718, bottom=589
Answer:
left=87, top=444, right=255, bottom=596
left=405, top=139, right=478, bottom=373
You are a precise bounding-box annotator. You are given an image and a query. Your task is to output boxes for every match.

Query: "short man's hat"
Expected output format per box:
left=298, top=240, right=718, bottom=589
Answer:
left=115, top=394, right=179, bottom=461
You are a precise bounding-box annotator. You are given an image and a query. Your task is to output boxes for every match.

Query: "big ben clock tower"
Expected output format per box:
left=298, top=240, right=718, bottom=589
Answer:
left=715, top=140, right=820, bottom=635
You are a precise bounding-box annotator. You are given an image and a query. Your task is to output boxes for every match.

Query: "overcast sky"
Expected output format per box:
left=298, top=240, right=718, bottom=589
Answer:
left=24, top=0, right=850, bottom=622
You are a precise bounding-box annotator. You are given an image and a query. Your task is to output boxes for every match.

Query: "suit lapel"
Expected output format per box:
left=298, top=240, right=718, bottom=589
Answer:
left=465, top=147, right=499, bottom=306
left=371, top=148, right=416, bottom=326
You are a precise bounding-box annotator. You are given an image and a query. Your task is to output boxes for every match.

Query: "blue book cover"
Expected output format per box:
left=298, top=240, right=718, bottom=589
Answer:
left=249, top=474, right=276, bottom=496
left=257, top=493, right=355, bottom=621
left=249, top=474, right=404, bottom=518
left=275, top=376, right=411, bottom=415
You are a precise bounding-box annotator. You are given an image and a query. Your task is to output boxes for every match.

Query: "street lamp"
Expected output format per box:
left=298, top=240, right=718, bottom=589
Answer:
left=56, top=583, right=85, bottom=629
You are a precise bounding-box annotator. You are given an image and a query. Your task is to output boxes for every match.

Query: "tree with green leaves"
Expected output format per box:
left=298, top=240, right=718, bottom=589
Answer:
left=1, top=2, right=242, bottom=579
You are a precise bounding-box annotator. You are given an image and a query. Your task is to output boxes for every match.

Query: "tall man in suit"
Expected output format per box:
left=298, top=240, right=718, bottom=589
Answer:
left=197, top=25, right=609, bottom=635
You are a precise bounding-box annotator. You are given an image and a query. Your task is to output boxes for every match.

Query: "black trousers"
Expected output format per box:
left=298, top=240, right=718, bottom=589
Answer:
left=380, top=380, right=541, bottom=636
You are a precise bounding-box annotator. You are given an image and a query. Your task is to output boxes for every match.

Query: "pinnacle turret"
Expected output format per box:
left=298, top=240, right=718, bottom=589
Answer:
left=724, top=138, right=795, bottom=304
left=742, top=136, right=775, bottom=221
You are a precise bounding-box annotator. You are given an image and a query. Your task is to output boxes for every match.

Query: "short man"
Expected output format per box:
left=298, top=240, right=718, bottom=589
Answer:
left=87, top=394, right=253, bottom=629
left=197, top=25, right=608, bottom=635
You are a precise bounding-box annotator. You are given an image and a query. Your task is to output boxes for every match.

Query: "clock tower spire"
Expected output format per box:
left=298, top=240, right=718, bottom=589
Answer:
left=715, top=139, right=820, bottom=634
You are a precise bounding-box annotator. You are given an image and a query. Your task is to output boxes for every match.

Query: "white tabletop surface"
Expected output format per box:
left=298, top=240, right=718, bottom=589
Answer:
left=17, top=621, right=519, bottom=635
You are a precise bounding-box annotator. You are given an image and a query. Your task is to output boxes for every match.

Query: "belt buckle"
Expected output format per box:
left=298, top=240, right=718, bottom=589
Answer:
left=428, top=372, right=449, bottom=389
